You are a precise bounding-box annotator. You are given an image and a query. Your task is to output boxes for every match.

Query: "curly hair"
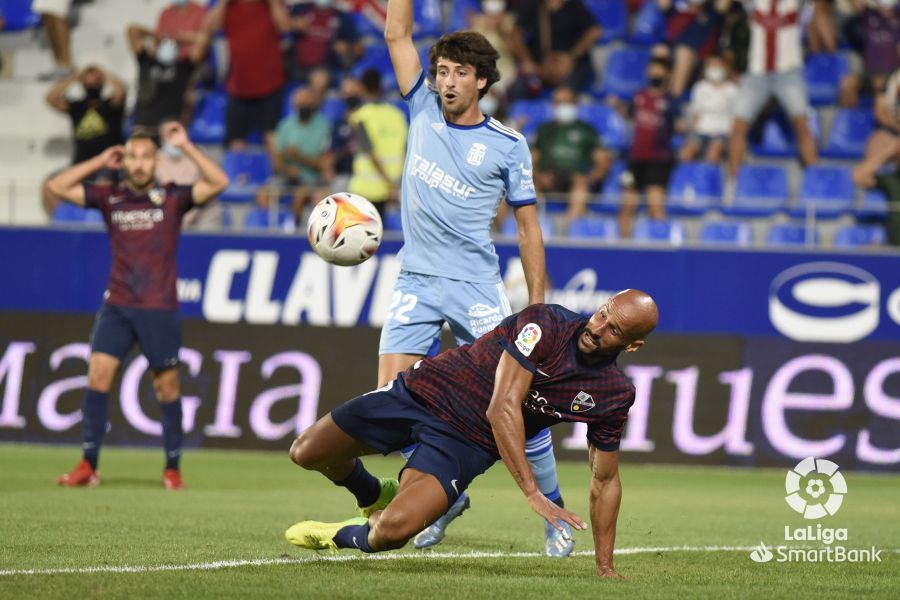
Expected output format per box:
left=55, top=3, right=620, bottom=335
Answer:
left=428, top=31, right=500, bottom=99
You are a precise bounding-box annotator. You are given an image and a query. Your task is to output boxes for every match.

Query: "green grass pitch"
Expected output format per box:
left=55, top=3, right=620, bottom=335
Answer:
left=0, top=444, right=897, bottom=599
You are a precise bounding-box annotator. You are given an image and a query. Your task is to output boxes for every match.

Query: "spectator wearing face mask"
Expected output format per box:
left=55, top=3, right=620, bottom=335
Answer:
left=469, top=0, right=518, bottom=94
left=127, top=23, right=209, bottom=128
left=155, top=0, right=209, bottom=62
left=617, top=59, right=678, bottom=239
left=286, top=0, right=362, bottom=83
left=839, top=0, right=900, bottom=108
left=42, top=65, right=127, bottom=215
left=679, top=54, right=737, bottom=163
left=326, top=77, right=365, bottom=195
left=347, top=69, right=408, bottom=219
left=532, top=86, right=611, bottom=223
left=273, top=86, right=333, bottom=216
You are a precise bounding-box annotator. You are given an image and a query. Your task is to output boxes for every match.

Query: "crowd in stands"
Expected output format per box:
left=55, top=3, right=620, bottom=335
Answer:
left=2, top=0, right=898, bottom=246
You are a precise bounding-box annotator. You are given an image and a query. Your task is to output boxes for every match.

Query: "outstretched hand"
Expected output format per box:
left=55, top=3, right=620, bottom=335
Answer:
left=526, top=492, right=587, bottom=532
left=97, top=145, right=125, bottom=170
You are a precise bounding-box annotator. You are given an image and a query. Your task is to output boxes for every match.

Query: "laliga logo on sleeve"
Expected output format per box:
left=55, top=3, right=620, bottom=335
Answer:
left=769, top=262, right=880, bottom=343
left=515, top=323, right=541, bottom=357
left=785, top=457, right=847, bottom=520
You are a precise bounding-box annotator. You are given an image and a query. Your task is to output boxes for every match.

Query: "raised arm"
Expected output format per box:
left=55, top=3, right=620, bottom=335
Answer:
left=203, top=0, right=227, bottom=35
left=486, top=351, right=586, bottom=532
left=384, top=0, right=422, bottom=96
left=588, top=445, right=624, bottom=579
left=126, top=23, right=152, bottom=55
left=162, top=122, right=229, bottom=204
left=46, top=146, right=124, bottom=207
left=267, top=0, right=291, bottom=33
left=512, top=204, right=546, bottom=305
left=45, top=71, right=78, bottom=113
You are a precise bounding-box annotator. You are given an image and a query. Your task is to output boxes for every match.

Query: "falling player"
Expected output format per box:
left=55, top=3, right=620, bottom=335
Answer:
left=367, top=0, right=573, bottom=556
left=286, top=290, right=658, bottom=579
left=48, top=122, right=229, bottom=489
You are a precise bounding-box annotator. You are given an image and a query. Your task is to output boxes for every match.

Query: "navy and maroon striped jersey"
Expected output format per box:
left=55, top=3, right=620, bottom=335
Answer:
left=84, top=182, right=194, bottom=310
left=403, top=304, right=636, bottom=457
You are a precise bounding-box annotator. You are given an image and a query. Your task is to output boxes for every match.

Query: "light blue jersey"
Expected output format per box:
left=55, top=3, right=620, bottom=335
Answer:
left=398, top=71, right=536, bottom=284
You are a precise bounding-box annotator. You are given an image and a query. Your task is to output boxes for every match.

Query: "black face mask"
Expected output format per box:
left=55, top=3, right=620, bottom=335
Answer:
left=648, top=76, right=666, bottom=89
left=344, top=95, right=362, bottom=110
left=298, top=107, right=313, bottom=122
left=84, top=86, right=103, bottom=100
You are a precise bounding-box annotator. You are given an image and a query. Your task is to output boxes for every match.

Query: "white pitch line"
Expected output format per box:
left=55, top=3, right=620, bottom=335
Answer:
left=0, top=546, right=764, bottom=577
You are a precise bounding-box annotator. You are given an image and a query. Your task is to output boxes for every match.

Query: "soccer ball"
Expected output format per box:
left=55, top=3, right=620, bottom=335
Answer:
left=307, top=192, right=383, bottom=266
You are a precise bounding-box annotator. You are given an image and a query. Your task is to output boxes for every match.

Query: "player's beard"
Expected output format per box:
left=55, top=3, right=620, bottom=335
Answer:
left=125, top=169, right=154, bottom=192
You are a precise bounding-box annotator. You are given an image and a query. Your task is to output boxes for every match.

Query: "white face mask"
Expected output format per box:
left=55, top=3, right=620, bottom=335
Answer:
left=877, top=0, right=897, bottom=9
left=314, top=0, right=332, bottom=7
left=554, top=103, right=578, bottom=124
left=156, top=38, right=178, bottom=66
left=161, top=142, right=183, bottom=160
left=705, top=66, right=727, bottom=83
left=483, top=0, right=506, bottom=15
left=479, top=95, right=499, bottom=116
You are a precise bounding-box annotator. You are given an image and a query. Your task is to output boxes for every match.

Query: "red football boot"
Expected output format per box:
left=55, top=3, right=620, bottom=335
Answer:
left=163, top=469, right=185, bottom=490
left=57, top=459, right=100, bottom=487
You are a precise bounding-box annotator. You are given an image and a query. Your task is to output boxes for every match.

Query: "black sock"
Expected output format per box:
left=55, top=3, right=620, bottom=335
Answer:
left=333, top=459, right=380, bottom=507
left=332, top=522, right=376, bottom=552
left=81, top=389, right=108, bottom=470
left=160, top=399, right=183, bottom=470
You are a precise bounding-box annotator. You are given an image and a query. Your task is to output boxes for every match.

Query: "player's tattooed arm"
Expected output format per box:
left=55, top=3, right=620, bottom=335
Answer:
left=588, top=446, right=624, bottom=579
left=384, top=0, right=421, bottom=96
left=488, top=352, right=586, bottom=533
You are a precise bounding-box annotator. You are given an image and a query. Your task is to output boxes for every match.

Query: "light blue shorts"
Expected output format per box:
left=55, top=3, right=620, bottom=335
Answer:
left=378, top=271, right=513, bottom=356
left=734, top=69, right=809, bottom=122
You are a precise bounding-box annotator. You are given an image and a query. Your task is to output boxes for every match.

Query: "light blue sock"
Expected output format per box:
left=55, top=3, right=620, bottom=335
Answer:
left=526, top=428, right=563, bottom=505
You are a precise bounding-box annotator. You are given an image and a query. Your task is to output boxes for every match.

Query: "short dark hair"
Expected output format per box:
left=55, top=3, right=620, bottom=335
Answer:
left=428, top=31, right=500, bottom=99
left=128, top=127, right=159, bottom=147
left=361, top=69, right=382, bottom=95
left=648, top=57, right=671, bottom=72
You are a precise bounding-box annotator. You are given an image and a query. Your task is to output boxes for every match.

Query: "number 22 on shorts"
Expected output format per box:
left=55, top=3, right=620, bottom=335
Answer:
left=386, top=291, right=418, bottom=323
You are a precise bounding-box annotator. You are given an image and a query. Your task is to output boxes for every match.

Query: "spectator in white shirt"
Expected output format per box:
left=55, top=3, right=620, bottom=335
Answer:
left=679, top=54, right=738, bottom=163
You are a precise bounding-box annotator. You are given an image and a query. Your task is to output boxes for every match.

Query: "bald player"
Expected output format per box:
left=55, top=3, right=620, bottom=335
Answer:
left=48, top=122, right=229, bottom=489
left=285, top=290, right=658, bottom=579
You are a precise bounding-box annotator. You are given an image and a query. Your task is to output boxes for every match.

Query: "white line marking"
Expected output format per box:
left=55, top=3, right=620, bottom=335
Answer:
left=0, top=546, right=770, bottom=577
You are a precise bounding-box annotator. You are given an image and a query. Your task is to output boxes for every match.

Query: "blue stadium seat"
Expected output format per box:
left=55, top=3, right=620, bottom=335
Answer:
left=351, top=12, right=383, bottom=39
left=821, top=108, right=874, bottom=159
left=791, top=165, right=855, bottom=218
left=446, top=0, right=480, bottom=32
left=751, top=110, right=820, bottom=158
left=567, top=217, right=619, bottom=240
left=384, top=209, right=403, bottom=232
left=595, top=47, right=650, bottom=100
left=833, top=225, right=886, bottom=248
left=766, top=223, right=820, bottom=247
left=592, top=160, right=627, bottom=214
left=723, top=165, right=790, bottom=217
left=579, top=103, right=630, bottom=152
left=0, top=0, right=40, bottom=31
left=352, top=44, right=397, bottom=92
left=500, top=213, right=554, bottom=239
left=52, top=203, right=103, bottom=225
left=629, top=0, right=665, bottom=45
left=413, top=0, right=443, bottom=39
left=188, top=91, right=227, bottom=144
left=804, top=53, right=848, bottom=106
left=667, top=162, right=723, bottom=215
left=244, top=208, right=294, bottom=232
left=320, top=97, right=347, bottom=123
left=584, top=0, right=627, bottom=43
left=699, top=220, right=753, bottom=246
left=220, top=151, right=272, bottom=203
left=632, top=218, right=685, bottom=245
left=857, top=188, right=889, bottom=221
left=508, top=99, right=553, bottom=139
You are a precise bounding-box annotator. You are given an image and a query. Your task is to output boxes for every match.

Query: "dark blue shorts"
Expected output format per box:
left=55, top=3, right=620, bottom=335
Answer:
left=90, top=303, right=181, bottom=371
left=331, top=374, right=496, bottom=503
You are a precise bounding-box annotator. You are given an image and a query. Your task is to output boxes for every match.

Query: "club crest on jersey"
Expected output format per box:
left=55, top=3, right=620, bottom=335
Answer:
left=467, top=142, right=487, bottom=166
left=149, top=188, right=165, bottom=206
left=571, top=391, right=595, bottom=413
left=515, top=323, right=542, bottom=357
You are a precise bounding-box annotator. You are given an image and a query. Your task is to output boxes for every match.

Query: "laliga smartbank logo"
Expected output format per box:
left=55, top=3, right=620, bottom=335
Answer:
left=750, top=457, right=882, bottom=564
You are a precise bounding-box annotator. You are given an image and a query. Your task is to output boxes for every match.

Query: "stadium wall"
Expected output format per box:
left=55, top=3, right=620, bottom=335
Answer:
left=1, top=227, right=898, bottom=471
